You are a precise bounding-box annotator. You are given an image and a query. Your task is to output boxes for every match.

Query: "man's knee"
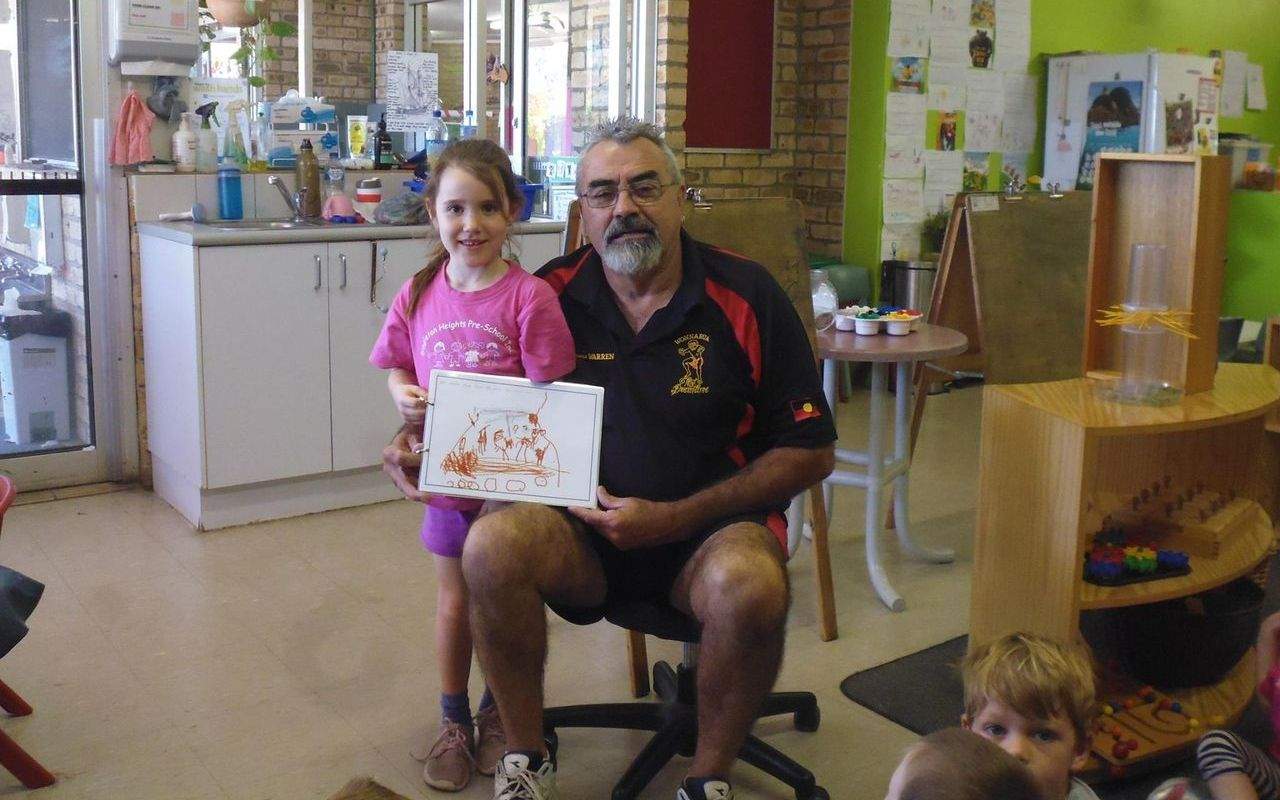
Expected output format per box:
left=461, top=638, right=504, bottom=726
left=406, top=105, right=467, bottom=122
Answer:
left=693, top=529, right=789, bottom=632
left=461, top=504, right=542, bottom=589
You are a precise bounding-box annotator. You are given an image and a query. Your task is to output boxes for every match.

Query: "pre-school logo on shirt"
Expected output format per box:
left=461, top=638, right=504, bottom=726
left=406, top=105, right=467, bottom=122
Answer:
left=420, top=319, right=516, bottom=369
left=671, top=332, right=711, bottom=396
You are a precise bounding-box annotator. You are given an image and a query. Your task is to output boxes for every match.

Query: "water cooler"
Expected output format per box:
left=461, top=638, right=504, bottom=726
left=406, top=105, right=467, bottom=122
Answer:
left=0, top=306, right=72, bottom=445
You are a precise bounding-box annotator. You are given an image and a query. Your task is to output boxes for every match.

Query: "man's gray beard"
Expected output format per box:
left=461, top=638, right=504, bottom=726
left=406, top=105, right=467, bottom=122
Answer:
left=601, top=235, right=663, bottom=276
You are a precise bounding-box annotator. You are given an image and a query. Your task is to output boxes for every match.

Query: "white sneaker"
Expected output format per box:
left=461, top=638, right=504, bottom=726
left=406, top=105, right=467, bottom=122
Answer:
left=493, top=752, right=559, bottom=800
left=676, top=779, right=734, bottom=800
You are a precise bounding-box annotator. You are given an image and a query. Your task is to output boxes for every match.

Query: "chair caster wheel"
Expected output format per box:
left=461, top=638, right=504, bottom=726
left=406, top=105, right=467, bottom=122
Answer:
left=794, top=704, right=820, bottom=732
left=543, top=730, right=559, bottom=759
left=801, top=787, right=829, bottom=800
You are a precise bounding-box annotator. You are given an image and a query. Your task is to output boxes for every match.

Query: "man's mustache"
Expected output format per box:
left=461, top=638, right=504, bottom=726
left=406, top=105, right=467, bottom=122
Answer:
left=605, top=216, right=657, bottom=244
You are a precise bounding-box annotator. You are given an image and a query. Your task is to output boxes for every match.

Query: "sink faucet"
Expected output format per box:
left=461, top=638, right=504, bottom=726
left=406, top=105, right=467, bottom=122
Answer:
left=267, top=175, right=317, bottom=223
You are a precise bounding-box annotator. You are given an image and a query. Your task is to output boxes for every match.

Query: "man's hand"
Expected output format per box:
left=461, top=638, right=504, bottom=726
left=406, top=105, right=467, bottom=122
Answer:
left=392, top=384, right=430, bottom=424
left=567, top=487, right=691, bottom=550
left=383, top=426, right=429, bottom=503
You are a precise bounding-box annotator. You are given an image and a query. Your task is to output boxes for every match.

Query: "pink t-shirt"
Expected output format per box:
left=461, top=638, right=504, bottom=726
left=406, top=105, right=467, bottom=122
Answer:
left=369, top=260, right=576, bottom=509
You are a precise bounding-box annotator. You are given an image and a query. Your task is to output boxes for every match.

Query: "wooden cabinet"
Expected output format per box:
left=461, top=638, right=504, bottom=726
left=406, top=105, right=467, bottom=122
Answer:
left=972, top=364, right=1280, bottom=742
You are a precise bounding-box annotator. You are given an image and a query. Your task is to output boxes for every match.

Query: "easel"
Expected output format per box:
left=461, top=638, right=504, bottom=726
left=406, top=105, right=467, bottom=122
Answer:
left=896, top=190, right=1095, bottom=522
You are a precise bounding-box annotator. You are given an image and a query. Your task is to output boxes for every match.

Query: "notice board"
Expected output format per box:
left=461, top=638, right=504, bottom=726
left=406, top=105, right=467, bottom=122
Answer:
left=686, top=0, right=774, bottom=150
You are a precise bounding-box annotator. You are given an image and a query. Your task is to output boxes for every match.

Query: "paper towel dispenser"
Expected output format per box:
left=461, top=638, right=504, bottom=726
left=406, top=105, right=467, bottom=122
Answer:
left=108, top=0, right=201, bottom=66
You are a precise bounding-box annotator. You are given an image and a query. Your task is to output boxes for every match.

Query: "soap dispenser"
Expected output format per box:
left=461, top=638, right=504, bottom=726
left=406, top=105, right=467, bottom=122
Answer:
left=171, top=113, right=196, bottom=173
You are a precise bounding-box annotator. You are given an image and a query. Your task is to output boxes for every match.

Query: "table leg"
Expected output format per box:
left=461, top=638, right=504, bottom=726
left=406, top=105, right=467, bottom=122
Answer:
left=891, top=360, right=955, bottom=565
left=866, top=362, right=905, bottom=612
left=822, top=357, right=837, bottom=520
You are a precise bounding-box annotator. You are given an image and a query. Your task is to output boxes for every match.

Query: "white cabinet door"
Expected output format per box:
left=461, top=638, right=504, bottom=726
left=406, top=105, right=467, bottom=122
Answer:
left=329, top=239, right=427, bottom=470
left=198, top=243, right=333, bottom=487
left=511, top=231, right=564, bottom=273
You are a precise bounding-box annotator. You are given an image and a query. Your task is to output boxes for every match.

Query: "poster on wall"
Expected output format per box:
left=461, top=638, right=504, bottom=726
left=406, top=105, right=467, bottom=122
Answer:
left=386, top=50, right=440, bottom=133
left=1164, top=98, right=1195, bottom=153
left=1001, top=153, right=1030, bottom=189
left=963, top=151, right=999, bottom=192
left=968, top=29, right=994, bottom=68
left=891, top=57, right=927, bottom=93
left=1076, top=80, right=1143, bottom=189
left=926, top=109, right=964, bottom=150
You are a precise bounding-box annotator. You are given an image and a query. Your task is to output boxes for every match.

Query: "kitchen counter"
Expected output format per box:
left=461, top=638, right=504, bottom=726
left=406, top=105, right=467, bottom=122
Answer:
left=137, top=218, right=566, bottom=247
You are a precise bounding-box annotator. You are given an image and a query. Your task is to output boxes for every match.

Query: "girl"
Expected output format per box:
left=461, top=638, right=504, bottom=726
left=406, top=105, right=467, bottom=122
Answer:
left=369, top=139, right=575, bottom=792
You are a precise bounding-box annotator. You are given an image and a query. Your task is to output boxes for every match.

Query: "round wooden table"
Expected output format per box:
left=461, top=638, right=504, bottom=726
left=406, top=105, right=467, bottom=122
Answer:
left=817, top=323, right=968, bottom=612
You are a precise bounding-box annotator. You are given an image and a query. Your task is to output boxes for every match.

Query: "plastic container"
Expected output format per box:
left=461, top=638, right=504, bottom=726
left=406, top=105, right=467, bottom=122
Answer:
left=1108, top=243, right=1183, bottom=406
left=216, top=161, right=243, bottom=220
left=1107, top=578, right=1263, bottom=689
left=171, top=113, right=196, bottom=173
left=518, top=183, right=543, bottom=221
left=810, top=269, right=839, bottom=332
left=886, top=319, right=912, bottom=335
left=834, top=312, right=857, bottom=332
left=355, top=177, right=382, bottom=204
left=423, top=108, right=450, bottom=165
left=854, top=317, right=881, bottom=335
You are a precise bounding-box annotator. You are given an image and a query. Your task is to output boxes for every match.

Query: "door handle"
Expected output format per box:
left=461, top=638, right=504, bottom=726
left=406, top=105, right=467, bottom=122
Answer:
left=339, top=253, right=348, bottom=289
left=314, top=254, right=322, bottom=290
left=372, top=246, right=389, bottom=312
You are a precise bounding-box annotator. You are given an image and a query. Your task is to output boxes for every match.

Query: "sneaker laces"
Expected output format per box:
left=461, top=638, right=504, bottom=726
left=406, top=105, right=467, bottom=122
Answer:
left=495, top=760, right=555, bottom=800
left=428, top=722, right=476, bottom=766
left=476, top=707, right=506, bottom=748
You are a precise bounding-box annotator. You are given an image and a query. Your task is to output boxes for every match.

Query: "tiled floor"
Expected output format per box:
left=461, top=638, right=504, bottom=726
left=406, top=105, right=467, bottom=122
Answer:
left=0, top=383, right=982, bottom=800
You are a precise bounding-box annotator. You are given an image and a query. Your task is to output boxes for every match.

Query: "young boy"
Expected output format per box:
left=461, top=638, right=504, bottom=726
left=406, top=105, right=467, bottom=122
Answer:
left=885, top=727, right=1045, bottom=800
left=961, top=632, right=1100, bottom=800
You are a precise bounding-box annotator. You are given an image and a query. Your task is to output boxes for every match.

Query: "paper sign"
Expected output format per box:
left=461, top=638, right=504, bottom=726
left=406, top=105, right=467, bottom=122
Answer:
left=969, top=194, right=1000, bottom=213
left=418, top=371, right=604, bottom=507
left=1222, top=50, right=1247, bottom=117
left=924, top=150, right=964, bottom=194
left=930, top=28, right=970, bottom=64
left=886, top=93, right=927, bottom=137
left=931, top=0, right=967, bottom=28
left=1247, top=63, right=1267, bottom=111
left=386, top=50, right=440, bottom=132
left=888, top=9, right=931, bottom=57
left=884, top=179, right=925, bottom=224
left=885, top=134, right=925, bottom=178
left=966, top=69, right=1004, bottom=115
left=881, top=223, right=922, bottom=261
left=966, top=110, right=1003, bottom=151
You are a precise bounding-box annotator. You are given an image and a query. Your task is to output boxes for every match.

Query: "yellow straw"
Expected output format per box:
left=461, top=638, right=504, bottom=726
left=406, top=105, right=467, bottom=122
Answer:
left=1094, top=306, right=1198, bottom=339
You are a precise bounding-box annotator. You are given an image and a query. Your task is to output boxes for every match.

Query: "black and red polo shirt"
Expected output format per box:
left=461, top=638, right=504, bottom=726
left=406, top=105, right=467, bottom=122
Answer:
left=537, top=231, right=836, bottom=547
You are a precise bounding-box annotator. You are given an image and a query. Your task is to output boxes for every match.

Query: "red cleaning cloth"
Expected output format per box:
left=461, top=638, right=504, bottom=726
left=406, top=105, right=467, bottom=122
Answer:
left=109, top=89, right=155, bottom=166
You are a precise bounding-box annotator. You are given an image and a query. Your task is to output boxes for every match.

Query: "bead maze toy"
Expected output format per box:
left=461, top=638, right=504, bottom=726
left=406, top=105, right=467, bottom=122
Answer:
left=1091, top=684, right=1226, bottom=779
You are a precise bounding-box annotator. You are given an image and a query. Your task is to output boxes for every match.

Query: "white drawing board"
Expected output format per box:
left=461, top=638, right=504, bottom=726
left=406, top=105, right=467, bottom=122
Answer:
left=418, top=370, right=604, bottom=507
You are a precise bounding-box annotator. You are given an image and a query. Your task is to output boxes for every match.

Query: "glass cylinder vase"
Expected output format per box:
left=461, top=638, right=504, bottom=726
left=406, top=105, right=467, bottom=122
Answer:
left=1109, top=243, right=1184, bottom=406
left=810, top=269, right=838, bottom=332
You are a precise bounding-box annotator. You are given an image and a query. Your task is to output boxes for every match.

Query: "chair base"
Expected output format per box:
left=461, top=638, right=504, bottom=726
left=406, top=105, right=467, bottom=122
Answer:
left=544, top=661, right=827, bottom=800
left=0, top=680, right=53, bottom=789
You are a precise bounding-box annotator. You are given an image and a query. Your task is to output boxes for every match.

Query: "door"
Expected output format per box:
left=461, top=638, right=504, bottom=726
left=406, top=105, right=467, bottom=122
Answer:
left=0, top=0, right=124, bottom=489
left=198, top=244, right=332, bottom=487
left=330, top=239, right=427, bottom=471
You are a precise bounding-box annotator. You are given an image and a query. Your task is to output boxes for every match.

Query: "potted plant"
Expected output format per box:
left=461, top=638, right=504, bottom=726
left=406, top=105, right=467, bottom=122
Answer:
left=920, top=210, right=950, bottom=258
left=204, top=0, right=271, bottom=28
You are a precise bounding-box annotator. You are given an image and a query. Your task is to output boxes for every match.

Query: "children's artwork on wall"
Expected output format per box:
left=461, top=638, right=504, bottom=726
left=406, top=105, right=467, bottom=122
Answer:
left=927, top=110, right=964, bottom=151
left=963, top=151, right=996, bottom=192
left=1076, top=80, right=1144, bottom=189
left=969, top=0, right=995, bottom=28
left=1164, top=98, right=1194, bottom=153
left=891, top=57, right=927, bottom=94
left=968, top=28, right=994, bottom=68
left=1001, top=153, right=1029, bottom=189
left=1194, top=113, right=1219, bottom=155
left=418, top=371, right=605, bottom=507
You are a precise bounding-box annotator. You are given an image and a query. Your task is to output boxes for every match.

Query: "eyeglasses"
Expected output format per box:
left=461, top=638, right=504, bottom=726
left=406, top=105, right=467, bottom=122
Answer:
left=579, top=179, right=675, bottom=209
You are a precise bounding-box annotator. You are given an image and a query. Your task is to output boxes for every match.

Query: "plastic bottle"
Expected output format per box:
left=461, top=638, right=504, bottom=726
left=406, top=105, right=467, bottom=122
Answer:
left=373, top=113, right=396, bottom=170
left=461, top=109, right=477, bottom=139
left=294, top=139, right=322, bottom=220
left=194, top=102, right=219, bottom=173
left=216, top=160, right=243, bottom=220
left=171, top=113, right=196, bottom=173
left=423, top=107, right=449, bottom=165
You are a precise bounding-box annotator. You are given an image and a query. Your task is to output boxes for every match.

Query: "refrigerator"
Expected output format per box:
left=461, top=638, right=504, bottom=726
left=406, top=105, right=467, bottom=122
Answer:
left=1042, top=52, right=1221, bottom=190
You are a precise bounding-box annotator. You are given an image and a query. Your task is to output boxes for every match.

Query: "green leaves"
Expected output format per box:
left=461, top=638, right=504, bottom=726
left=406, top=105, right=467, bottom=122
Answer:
left=267, top=20, right=295, bottom=38
left=248, top=76, right=267, bottom=88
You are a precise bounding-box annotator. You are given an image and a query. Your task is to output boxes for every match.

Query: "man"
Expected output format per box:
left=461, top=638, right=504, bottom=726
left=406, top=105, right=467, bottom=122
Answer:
left=384, top=118, right=834, bottom=800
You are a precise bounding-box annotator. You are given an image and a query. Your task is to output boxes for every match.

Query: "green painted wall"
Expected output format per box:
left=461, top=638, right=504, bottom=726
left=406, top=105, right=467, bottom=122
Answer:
left=842, top=0, right=1280, bottom=310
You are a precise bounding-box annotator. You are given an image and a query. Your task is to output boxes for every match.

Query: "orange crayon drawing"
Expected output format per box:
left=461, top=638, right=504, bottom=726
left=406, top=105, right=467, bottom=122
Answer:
left=438, top=394, right=565, bottom=493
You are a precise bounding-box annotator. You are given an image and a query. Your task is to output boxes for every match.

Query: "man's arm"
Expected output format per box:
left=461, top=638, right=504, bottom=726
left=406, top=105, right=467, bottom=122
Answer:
left=382, top=424, right=430, bottom=503
left=569, top=444, right=834, bottom=551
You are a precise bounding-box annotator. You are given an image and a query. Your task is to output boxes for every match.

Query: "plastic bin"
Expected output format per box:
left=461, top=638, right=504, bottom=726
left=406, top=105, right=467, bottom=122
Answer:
left=1108, top=578, right=1264, bottom=689
left=518, top=183, right=543, bottom=221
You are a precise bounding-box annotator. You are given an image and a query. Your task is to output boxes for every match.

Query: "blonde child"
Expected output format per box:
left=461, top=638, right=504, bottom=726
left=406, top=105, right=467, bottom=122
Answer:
left=885, top=727, right=1046, bottom=800
left=1197, top=611, right=1280, bottom=800
left=369, top=139, right=575, bottom=791
left=961, top=632, right=1100, bottom=800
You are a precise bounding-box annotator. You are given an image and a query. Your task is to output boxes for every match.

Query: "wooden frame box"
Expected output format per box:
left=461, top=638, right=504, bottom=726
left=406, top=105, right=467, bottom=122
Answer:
left=1084, top=154, right=1232, bottom=394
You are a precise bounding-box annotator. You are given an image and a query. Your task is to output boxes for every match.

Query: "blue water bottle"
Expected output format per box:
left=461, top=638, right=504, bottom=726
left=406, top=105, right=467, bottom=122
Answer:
left=216, top=160, right=243, bottom=220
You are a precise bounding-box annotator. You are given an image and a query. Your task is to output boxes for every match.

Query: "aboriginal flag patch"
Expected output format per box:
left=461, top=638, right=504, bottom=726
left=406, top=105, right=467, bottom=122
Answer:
left=790, top=399, right=822, bottom=422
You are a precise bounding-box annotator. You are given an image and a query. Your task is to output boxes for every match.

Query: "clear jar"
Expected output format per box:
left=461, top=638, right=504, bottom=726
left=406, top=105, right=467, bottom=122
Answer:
left=810, top=269, right=838, bottom=332
left=1108, top=243, right=1183, bottom=405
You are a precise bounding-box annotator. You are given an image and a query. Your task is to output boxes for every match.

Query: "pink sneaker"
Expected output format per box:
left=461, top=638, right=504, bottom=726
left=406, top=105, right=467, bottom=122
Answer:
left=414, top=720, right=475, bottom=792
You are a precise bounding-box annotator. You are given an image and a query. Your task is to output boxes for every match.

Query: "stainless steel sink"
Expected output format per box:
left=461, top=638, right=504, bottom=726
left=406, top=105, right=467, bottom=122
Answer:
left=205, top=219, right=323, bottom=230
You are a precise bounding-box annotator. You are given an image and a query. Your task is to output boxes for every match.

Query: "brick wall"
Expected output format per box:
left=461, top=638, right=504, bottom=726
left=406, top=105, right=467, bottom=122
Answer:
left=655, top=0, right=850, bottom=256
left=375, top=0, right=406, bottom=101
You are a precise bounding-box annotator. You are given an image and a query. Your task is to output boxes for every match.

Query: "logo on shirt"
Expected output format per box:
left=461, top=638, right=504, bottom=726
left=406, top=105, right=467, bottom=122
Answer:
left=790, top=398, right=823, bottom=422
left=671, top=333, right=711, bottom=396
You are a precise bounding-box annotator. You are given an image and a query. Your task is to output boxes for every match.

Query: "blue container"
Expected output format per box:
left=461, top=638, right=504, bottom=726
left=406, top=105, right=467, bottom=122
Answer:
left=216, top=162, right=244, bottom=220
left=518, top=183, right=543, bottom=221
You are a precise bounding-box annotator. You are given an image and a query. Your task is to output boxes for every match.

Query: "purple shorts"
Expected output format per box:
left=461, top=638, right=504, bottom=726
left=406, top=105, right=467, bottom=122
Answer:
left=421, top=505, right=483, bottom=558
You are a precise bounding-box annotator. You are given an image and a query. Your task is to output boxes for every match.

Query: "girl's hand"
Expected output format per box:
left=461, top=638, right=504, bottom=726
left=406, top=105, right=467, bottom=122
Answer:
left=392, top=384, right=429, bottom=424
